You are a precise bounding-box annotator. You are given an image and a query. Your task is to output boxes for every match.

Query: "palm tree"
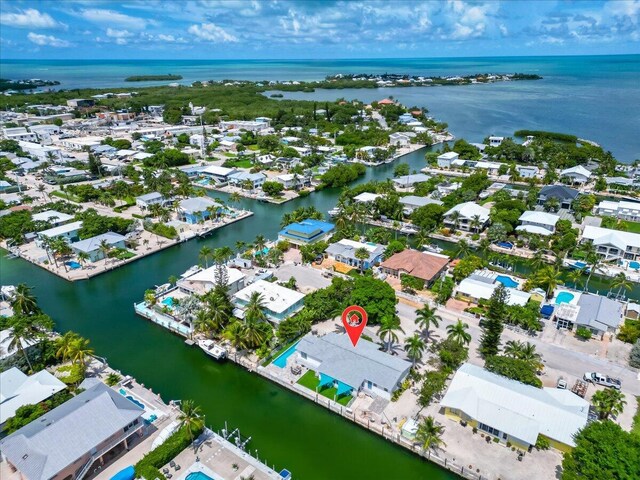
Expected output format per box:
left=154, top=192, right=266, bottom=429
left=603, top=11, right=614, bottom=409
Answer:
left=455, top=240, right=471, bottom=259
left=199, top=246, right=213, bottom=268
left=98, top=240, right=112, bottom=262
left=245, top=291, right=267, bottom=323
left=518, top=342, right=541, bottom=363
left=378, top=315, right=404, bottom=352
left=469, top=214, right=482, bottom=233
left=404, top=334, right=425, bottom=367
left=504, top=340, right=524, bottom=358
left=530, top=251, right=545, bottom=271
left=76, top=251, right=90, bottom=266
left=448, top=210, right=461, bottom=232
left=591, top=389, right=626, bottom=420
left=178, top=399, right=205, bottom=448
left=446, top=319, right=471, bottom=346
left=478, top=238, right=491, bottom=257
left=535, top=265, right=562, bottom=299
left=55, top=331, right=81, bottom=362
left=415, top=416, right=446, bottom=452
left=230, top=191, right=241, bottom=208
left=242, top=319, right=268, bottom=348
left=6, top=317, right=40, bottom=371
left=69, top=336, right=94, bottom=366
left=223, top=321, right=248, bottom=360
left=354, top=247, right=370, bottom=273
left=254, top=234, right=267, bottom=254
left=11, top=283, right=39, bottom=316
left=611, top=272, right=632, bottom=299
left=414, top=305, right=441, bottom=341
left=415, top=229, right=430, bottom=249
left=235, top=241, right=247, bottom=255
left=567, top=269, right=584, bottom=290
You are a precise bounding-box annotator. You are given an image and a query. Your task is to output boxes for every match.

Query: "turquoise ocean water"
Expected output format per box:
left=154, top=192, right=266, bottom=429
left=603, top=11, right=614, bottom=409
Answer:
left=1, top=55, right=639, bottom=161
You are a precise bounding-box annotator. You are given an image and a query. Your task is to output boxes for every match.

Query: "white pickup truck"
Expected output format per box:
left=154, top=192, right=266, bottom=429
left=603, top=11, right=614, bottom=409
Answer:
left=583, top=372, right=622, bottom=390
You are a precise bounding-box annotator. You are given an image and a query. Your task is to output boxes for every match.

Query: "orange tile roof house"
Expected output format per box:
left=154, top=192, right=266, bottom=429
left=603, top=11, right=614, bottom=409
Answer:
left=380, top=249, right=450, bottom=286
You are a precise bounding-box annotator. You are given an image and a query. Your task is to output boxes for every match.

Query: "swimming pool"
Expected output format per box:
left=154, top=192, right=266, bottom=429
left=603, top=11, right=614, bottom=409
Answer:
left=495, top=241, right=513, bottom=249
left=496, top=275, right=518, bottom=288
left=65, top=261, right=82, bottom=269
left=186, top=472, right=215, bottom=480
left=162, top=297, right=174, bottom=307
left=555, top=291, right=575, bottom=305
left=272, top=341, right=299, bottom=368
left=630, top=261, right=640, bottom=270
left=119, top=388, right=146, bottom=410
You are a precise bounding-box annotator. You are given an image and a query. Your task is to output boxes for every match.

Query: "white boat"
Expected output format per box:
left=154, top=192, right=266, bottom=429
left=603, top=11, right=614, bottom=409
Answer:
left=423, top=244, right=443, bottom=254
left=198, top=339, right=227, bottom=360
left=328, top=207, right=341, bottom=217
left=399, top=225, right=419, bottom=235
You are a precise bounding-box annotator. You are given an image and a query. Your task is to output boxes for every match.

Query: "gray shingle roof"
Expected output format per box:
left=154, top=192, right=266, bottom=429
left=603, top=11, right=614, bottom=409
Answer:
left=297, top=333, right=411, bottom=391
left=0, top=383, right=143, bottom=480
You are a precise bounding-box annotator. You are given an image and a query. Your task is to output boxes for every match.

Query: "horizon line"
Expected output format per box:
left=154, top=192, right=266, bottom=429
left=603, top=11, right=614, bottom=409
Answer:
left=2, top=53, right=639, bottom=62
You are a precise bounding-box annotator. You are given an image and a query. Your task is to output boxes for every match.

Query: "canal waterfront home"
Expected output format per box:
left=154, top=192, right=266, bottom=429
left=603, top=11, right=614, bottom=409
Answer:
left=232, top=280, right=305, bottom=324
left=177, top=197, right=221, bottom=224
left=443, top=202, right=490, bottom=232
left=516, top=165, right=539, bottom=179
left=70, top=232, right=127, bottom=262
left=456, top=270, right=531, bottom=306
left=560, top=165, right=592, bottom=184
left=36, top=221, right=83, bottom=246
left=0, top=368, right=66, bottom=429
left=325, top=239, right=384, bottom=271
left=436, top=151, right=459, bottom=168
left=135, top=192, right=165, bottom=210
left=440, top=363, right=589, bottom=452
left=228, top=171, right=267, bottom=190
left=178, top=265, right=246, bottom=295
left=581, top=225, right=640, bottom=261
left=31, top=210, right=74, bottom=227
left=536, top=185, right=580, bottom=210
left=277, top=218, right=335, bottom=247
left=296, top=332, right=411, bottom=401
left=399, top=195, right=443, bottom=215
left=515, top=211, right=560, bottom=236
left=200, top=165, right=238, bottom=184
left=392, top=173, right=430, bottom=189
left=0, top=382, right=144, bottom=480
left=380, top=249, right=450, bottom=287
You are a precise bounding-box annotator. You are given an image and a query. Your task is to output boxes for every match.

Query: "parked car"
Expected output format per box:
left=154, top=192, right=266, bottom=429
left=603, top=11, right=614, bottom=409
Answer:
left=556, top=377, right=567, bottom=389
left=583, top=372, right=622, bottom=390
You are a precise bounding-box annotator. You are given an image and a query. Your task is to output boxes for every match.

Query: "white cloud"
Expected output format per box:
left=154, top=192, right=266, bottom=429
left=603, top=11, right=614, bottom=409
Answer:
left=499, top=24, right=508, bottom=36
left=27, top=32, right=71, bottom=47
left=1, top=8, right=65, bottom=29
left=188, top=23, right=238, bottom=42
left=106, top=28, right=133, bottom=38
left=80, top=9, right=148, bottom=29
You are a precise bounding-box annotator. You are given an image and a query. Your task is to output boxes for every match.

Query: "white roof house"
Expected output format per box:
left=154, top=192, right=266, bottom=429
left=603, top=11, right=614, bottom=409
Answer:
left=440, top=363, right=589, bottom=448
left=177, top=197, right=220, bottom=215
left=37, top=220, right=83, bottom=239
left=200, top=165, right=238, bottom=181
left=457, top=277, right=530, bottom=306
left=516, top=211, right=560, bottom=236
left=353, top=192, right=382, bottom=203
left=71, top=232, right=126, bottom=254
left=392, top=174, right=430, bottom=188
left=595, top=200, right=640, bottom=221
left=178, top=265, right=246, bottom=295
left=560, top=165, right=592, bottom=183
left=581, top=225, right=640, bottom=260
left=31, top=210, right=74, bottom=226
left=0, top=368, right=66, bottom=425
left=443, top=202, right=490, bottom=232
left=233, top=280, right=305, bottom=323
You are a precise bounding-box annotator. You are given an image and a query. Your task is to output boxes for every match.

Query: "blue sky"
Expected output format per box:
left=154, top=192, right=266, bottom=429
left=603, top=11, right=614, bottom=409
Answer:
left=1, top=0, right=639, bottom=59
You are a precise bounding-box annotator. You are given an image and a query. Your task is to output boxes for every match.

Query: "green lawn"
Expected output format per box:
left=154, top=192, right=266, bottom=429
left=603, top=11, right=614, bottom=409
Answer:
left=624, top=221, right=640, bottom=234
left=296, top=370, right=352, bottom=406
left=50, top=190, right=81, bottom=203
left=223, top=158, right=254, bottom=168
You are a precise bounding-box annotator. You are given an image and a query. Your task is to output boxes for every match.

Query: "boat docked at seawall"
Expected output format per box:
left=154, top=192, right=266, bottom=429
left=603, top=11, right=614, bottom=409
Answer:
left=422, top=243, right=444, bottom=254
left=198, top=339, right=227, bottom=360
left=328, top=207, right=341, bottom=217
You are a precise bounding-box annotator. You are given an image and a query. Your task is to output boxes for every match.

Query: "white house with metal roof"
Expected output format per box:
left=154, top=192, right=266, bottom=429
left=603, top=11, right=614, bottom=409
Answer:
left=0, top=382, right=144, bottom=480
left=392, top=173, right=430, bottom=189
left=135, top=192, right=164, bottom=209
left=296, top=332, right=411, bottom=400
left=178, top=265, right=246, bottom=296
left=595, top=200, right=640, bottom=222
left=560, top=165, right=592, bottom=184
left=440, top=363, right=589, bottom=452
left=553, top=293, right=624, bottom=337
left=232, top=280, right=305, bottom=324
left=325, top=239, right=385, bottom=270
left=31, top=210, right=74, bottom=227
left=581, top=225, right=640, bottom=261
left=0, top=368, right=66, bottom=428
left=516, top=211, right=560, bottom=236
left=443, top=202, right=490, bottom=232
left=399, top=195, right=443, bottom=215
left=436, top=151, right=459, bottom=168
left=36, top=221, right=83, bottom=245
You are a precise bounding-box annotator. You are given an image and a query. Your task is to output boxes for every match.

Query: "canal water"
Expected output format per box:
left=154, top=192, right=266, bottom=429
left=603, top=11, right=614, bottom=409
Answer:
left=2, top=146, right=637, bottom=479
left=1, top=147, right=458, bottom=479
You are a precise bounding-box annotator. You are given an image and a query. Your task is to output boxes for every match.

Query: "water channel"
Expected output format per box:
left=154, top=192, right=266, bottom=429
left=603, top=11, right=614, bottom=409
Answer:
left=1, top=146, right=637, bottom=479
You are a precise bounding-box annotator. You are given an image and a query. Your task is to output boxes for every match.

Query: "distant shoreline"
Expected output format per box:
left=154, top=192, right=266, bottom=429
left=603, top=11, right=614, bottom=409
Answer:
left=124, top=74, right=183, bottom=82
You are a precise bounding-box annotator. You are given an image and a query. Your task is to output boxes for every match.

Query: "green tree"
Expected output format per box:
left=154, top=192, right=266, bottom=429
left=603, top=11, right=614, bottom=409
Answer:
left=199, top=246, right=213, bottom=268
left=377, top=315, right=404, bottom=352
left=6, top=314, right=53, bottom=371
left=562, top=421, right=640, bottom=480
left=591, top=389, right=626, bottom=420
left=244, top=291, right=267, bottom=323
left=535, top=265, right=562, bottom=299
left=178, top=399, right=205, bottom=448
left=11, top=283, right=40, bottom=316
left=404, top=334, right=426, bottom=367
left=446, top=319, right=471, bottom=346
left=354, top=247, right=370, bottom=273
left=349, top=276, right=397, bottom=325
left=479, top=285, right=507, bottom=358
left=415, top=416, right=446, bottom=451
left=55, top=331, right=81, bottom=363
left=414, top=305, right=441, bottom=341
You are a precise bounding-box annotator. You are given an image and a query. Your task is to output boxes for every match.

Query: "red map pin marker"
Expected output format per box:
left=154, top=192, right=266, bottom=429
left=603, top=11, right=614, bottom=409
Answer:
left=342, top=305, right=368, bottom=347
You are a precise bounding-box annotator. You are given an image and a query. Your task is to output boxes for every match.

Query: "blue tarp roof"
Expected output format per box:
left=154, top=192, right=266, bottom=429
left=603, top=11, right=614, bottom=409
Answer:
left=336, top=380, right=353, bottom=397
left=110, top=466, right=135, bottom=480
left=318, top=373, right=334, bottom=388
left=540, top=305, right=554, bottom=316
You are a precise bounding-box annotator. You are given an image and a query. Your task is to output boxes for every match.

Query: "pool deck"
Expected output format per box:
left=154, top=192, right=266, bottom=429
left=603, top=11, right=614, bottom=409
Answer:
left=170, top=429, right=283, bottom=480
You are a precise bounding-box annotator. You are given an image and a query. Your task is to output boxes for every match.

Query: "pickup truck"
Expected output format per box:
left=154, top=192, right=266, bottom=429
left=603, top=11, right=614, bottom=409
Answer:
left=583, top=372, right=622, bottom=390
